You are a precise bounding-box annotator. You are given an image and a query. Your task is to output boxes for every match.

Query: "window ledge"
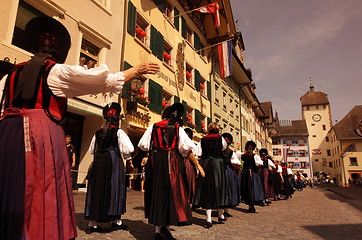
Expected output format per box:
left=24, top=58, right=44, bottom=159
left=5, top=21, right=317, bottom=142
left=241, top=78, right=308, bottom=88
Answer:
left=163, top=14, right=175, bottom=28
left=163, top=62, right=175, bottom=73
left=91, top=0, right=112, bottom=15
left=134, top=37, right=151, bottom=53
left=186, top=81, right=196, bottom=90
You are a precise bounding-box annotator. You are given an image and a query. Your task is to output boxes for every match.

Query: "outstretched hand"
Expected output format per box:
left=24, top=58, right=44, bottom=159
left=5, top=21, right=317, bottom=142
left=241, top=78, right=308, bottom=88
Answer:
left=134, top=62, right=160, bottom=75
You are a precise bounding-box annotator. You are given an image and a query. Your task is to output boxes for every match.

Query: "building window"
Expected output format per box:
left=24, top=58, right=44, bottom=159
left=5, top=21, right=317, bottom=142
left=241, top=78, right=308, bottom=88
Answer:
left=306, top=106, right=310, bottom=110
left=272, top=139, right=280, bottom=145
left=288, top=162, right=294, bottom=168
left=299, top=150, right=306, bottom=157
left=287, top=149, right=293, bottom=157
left=315, top=159, right=319, bottom=162
left=326, top=136, right=329, bottom=142
left=300, top=162, right=306, bottom=168
left=162, top=91, right=172, bottom=109
left=327, top=149, right=331, bottom=156
left=312, top=135, right=316, bottom=138
left=222, top=91, right=227, bottom=110
left=163, top=40, right=173, bottom=66
left=328, top=162, right=333, bottom=168
left=350, top=157, right=358, bottom=166
left=200, top=76, right=207, bottom=96
left=185, top=106, right=195, bottom=129
left=311, top=124, right=315, bottom=126
left=185, top=25, right=192, bottom=44
left=80, top=39, right=100, bottom=68
left=286, top=139, right=292, bottom=146
left=215, top=84, right=220, bottom=103
left=322, top=125, right=326, bottom=131
left=185, top=63, right=193, bottom=85
left=316, top=105, right=319, bottom=110
left=229, top=98, right=234, bottom=116
left=12, top=1, right=46, bottom=51
left=135, top=13, right=150, bottom=46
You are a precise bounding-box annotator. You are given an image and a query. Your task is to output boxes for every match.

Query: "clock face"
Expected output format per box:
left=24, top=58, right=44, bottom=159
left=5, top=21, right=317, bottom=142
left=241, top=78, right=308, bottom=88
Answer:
left=312, top=114, right=321, bottom=122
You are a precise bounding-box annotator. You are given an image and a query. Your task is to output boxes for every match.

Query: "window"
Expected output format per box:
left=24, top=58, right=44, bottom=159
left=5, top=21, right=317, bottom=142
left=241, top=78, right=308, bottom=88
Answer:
left=322, top=125, right=326, bottom=131
left=272, top=139, right=281, bottom=145
left=326, top=136, right=329, bottom=142
left=312, top=135, right=316, bottom=138
left=80, top=39, right=100, bottom=69
left=287, top=149, right=293, bottom=157
left=185, top=106, right=195, bottom=129
left=311, top=124, right=315, bottom=126
left=200, top=75, right=207, bottom=96
left=135, top=13, right=150, bottom=46
left=299, top=150, right=306, bottom=157
left=235, top=103, right=239, bottom=121
left=293, top=150, right=299, bottom=157
left=300, top=162, right=306, bottom=169
left=163, top=0, right=173, bottom=18
left=316, top=105, right=319, bottom=109
left=222, top=91, right=227, bottom=110
left=229, top=97, right=234, bottom=116
left=328, top=162, right=333, bottom=168
left=185, top=63, right=193, bottom=85
left=201, top=114, right=207, bottom=133
left=327, top=149, right=331, bottom=156
left=286, top=139, right=292, bottom=146
left=185, top=25, right=193, bottom=44
left=93, top=0, right=108, bottom=8
left=215, top=84, right=220, bottom=103
left=298, top=139, right=304, bottom=146
left=315, top=159, right=319, bottom=162
left=288, top=162, right=294, bottom=168
left=162, top=91, right=172, bottom=110
left=350, top=157, right=358, bottom=166
left=12, top=1, right=46, bottom=51
left=163, top=40, right=173, bottom=66
left=306, top=106, right=310, bottom=110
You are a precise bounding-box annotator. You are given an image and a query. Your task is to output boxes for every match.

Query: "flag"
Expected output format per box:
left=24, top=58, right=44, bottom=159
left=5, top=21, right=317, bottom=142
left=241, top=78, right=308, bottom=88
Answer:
left=312, top=149, right=321, bottom=155
left=195, top=2, right=220, bottom=28
left=217, top=40, right=232, bottom=78
left=339, top=143, right=354, bottom=158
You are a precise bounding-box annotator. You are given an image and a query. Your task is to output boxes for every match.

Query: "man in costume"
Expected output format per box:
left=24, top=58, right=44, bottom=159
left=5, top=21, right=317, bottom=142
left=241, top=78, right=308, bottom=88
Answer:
left=194, top=122, right=228, bottom=228
left=85, top=103, right=133, bottom=233
left=240, top=141, right=264, bottom=213
left=138, top=103, right=204, bottom=240
left=0, top=16, right=159, bottom=240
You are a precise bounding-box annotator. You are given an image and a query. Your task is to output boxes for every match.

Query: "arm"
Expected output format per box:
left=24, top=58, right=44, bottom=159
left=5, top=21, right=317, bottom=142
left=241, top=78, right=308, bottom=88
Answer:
left=186, top=151, right=205, bottom=177
left=71, top=152, right=76, bottom=168
left=117, top=129, right=134, bottom=161
left=88, top=135, right=96, bottom=155
left=138, top=125, right=154, bottom=151
left=254, top=154, right=263, bottom=166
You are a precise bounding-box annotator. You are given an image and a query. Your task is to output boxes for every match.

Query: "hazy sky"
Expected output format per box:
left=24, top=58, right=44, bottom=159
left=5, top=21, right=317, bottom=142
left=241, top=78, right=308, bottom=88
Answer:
left=230, top=0, right=362, bottom=123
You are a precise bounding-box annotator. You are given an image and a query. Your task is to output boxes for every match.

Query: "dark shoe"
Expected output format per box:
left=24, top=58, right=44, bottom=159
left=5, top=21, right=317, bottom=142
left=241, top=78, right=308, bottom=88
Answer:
left=86, top=226, right=104, bottom=234
left=160, top=226, right=177, bottom=240
left=218, top=217, right=226, bottom=224
left=224, top=212, right=233, bottom=217
left=260, top=202, right=266, bottom=207
left=154, top=233, right=164, bottom=240
left=204, top=221, right=212, bottom=229
left=111, top=222, right=128, bottom=231
left=248, top=207, right=256, bottom=213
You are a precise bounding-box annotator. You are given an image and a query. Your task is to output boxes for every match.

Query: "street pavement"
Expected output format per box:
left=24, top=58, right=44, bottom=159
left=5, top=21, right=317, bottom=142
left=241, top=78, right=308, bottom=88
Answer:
left=73, top=186, right=362, bottom=240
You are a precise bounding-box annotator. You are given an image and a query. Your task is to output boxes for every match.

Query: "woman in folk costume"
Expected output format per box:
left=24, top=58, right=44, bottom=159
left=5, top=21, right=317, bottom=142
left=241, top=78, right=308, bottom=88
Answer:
left=281, top=162, right=294, bottom=200
left=258, top=148, right=276, bottom=205
left=240, top=141, right=264, bottom=213
left=0, top=16, right=159, bottom=240
left=271, top=159, right=283, bottom=201
left=221, top=133, right=241, bottom=217
left=85, top=103, right=133, bottom=233
left=138, top=103, right=204, bottom=240
left=194, top=122, right=229, bottom=228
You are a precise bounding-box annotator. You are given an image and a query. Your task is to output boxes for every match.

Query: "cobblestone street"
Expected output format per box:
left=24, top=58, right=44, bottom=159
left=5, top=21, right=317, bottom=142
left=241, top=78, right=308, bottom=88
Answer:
left=73, top=186, right=362, bottom=240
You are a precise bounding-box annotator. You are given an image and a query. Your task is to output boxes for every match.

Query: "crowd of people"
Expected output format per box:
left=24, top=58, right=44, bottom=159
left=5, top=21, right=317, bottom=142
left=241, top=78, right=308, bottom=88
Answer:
left=0, top=16, right=305, bottom=240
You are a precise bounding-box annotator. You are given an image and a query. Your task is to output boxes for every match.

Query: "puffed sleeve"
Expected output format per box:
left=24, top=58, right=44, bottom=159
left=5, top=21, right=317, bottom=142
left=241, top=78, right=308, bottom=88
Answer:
left=230, top=152, right=241, bottom=165
left=277, top=165, right=282, bottom=173
left=178, top=127, right=196, bottom=156
left=254, top=154, right=263, bottom=166
left=47, top=64, right=125, bottom=97
left=268, top=159, right=276, bottom=169
left=117, top=129, right=134, bottom=160
left=221, top=137, right=227, bottom=151
left=287, top=167, right=293, bottom=175
left=88, top=135, right=96, bottom=155
left=138, top=124, right=154, bottom=151
left=194, top=142, right=202, bottom=158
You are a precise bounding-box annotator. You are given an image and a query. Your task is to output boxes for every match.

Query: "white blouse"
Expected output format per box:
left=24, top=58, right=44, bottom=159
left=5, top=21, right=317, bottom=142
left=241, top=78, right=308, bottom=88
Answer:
left=138, top=124, right=196, bottom=156
left=268, top=159, right=276, bottom=169
left=254, top=154, right=263, bottom=166
left=230, top=152, right=241, bottom=165
left=0, top=64, right=125, bottom=101
left=287, top=167, right=293, bottom=175
left=89, top=129, right=134, bottom=161
left=194, top=136, right=227, bottom=158
left=277, top=165, right=283, bottom=173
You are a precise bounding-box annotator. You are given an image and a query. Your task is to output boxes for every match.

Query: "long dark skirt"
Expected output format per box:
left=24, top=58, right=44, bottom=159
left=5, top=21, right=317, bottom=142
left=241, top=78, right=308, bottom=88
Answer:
left=85, top=148, right=126, bottom=222
left=260, top=168, right=274, bottom=199
left=0, top=109, right=76, bottom=240
left=184, top=158, right=197, bottom=204
left=281, top=175, right=294, bottom=197
left=272, top=172, right=282, bottom=195
left=144, top=149, right=191, bottom=226
left=241, top=169, right=264, bottom=205
left=225, top=165, right=240, bottom=207
left=194, top=156, right=228, bottom=209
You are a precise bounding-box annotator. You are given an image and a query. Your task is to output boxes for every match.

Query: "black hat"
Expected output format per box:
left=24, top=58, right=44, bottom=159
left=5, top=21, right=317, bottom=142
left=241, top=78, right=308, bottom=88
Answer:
left=25, top=16, right=71, bottom=63
left=221, top=133, right=233, bottom=144
left=0, top=60, right=14, bottom=77
left=169, top=102, right=184, bottom=119
left=259, top=148, right=268, bottom=156
left=103, top=102, right=121, bottom=121
left=245, top=141, right=256, bottom=150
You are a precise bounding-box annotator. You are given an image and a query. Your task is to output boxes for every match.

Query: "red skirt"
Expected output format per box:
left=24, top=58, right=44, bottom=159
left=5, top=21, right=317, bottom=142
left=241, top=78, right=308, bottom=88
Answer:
left=0, top=108, right=77, bottom=240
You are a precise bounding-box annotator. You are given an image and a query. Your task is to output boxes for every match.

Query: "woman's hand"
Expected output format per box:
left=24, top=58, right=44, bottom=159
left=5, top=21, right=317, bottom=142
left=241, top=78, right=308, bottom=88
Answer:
left=134, top=62, right=160, bottom=75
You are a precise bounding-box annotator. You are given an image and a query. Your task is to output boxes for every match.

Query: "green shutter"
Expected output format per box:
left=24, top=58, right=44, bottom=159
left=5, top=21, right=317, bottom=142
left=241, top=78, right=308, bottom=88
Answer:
left=122, top=61, right=133, bottom=99
left=195, top=109, right=201, bottom=133
left=174, top=8, right=180, bottom=31
left=157, top=32, right=164, bottom=60
left=207, top=81, right=211, bottom=100
left=194, top=33, right=200, bottom=51
left=150, top=25, right=157, bottom=56
left=148, top=79, right=163, bottom=114
left=174, top=95, right=180, bottom=103
left=182, top=100, right=187, bottom=123
left=127, top=1, right=136, bottom=35
left=181, top=17, right=186, bottom=39
left=195, top=69, right=200, bottom=91
left=207, top=117, right=211, bottom=126
left=154, top=0, right=165, bottom=13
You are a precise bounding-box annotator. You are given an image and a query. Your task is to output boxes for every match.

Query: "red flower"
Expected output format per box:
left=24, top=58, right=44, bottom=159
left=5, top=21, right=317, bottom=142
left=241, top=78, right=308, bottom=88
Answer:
left=139, top=31, right=147, bottom=38
left=200, top=84, right=205, bottom=89
left=135, top=27, right=143, bottom=35
left=186, top=71, right=192, bottom=79
left=139, top=88, right=145, bottom=95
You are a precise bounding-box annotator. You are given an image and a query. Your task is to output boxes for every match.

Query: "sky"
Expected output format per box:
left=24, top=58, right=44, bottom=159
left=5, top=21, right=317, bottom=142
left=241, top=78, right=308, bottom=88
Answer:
left=230, top=0, right=362, bottom=123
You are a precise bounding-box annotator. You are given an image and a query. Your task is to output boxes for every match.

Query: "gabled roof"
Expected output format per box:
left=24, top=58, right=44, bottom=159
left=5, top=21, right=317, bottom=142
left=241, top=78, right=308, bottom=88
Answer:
left=260, top=101, right=273, bottom=124
left=274, top=120, right=309, bottom=137
left=300, top=91, right=329, bottom=106
left=333, top=105, right=362, bottom=140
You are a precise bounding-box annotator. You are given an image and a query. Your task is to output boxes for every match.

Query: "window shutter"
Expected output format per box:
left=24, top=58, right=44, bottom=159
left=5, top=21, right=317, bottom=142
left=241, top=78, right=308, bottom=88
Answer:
left=195, top=109, right=201, bottom=133
left=174, top=95, right=180, bottom=103
left=151, top=26, right=163, bottom=60
left=195, top=69, right=200, bottom=91
left=194, top=33, right=200, bottom=51
left=150, top=25, right=157, bottom=56
left=127, top=1, right=136, bottom=35
left=181, top=17, right=186, bottom=39
left=154, top=0, right=165, bottom=13
left=122, top=61, right=133, bottom=99
left=182, top=100, right=187, bottom=123
left=157, top=31, right=164, bottom=60
left=207, top=117, right=211, bottom=126
left=148, top=79, right=163, bottom=114
left=207, top=81, right=211, bottom=100
left=174, top=8, right=180, bottom=31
